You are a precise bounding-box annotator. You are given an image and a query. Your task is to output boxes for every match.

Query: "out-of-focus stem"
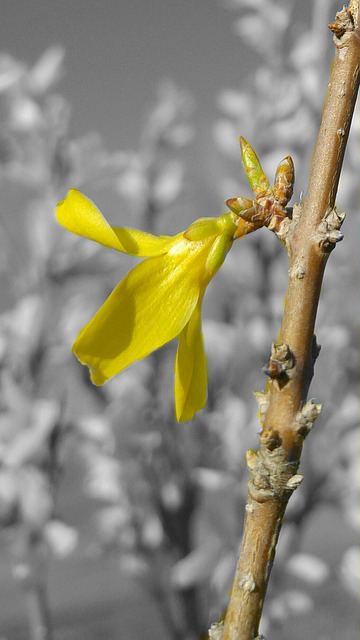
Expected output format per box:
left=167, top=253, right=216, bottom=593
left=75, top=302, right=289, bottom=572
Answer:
left=25, top=584, right=53, bottom=640
left=14, top=539, right=53, bottom=640
left=222, top=2, right=360, bottom=639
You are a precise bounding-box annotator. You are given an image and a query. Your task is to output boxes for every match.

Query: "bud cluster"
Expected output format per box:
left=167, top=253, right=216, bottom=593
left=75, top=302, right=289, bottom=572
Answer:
left=226, top=137, right=295, bottom=238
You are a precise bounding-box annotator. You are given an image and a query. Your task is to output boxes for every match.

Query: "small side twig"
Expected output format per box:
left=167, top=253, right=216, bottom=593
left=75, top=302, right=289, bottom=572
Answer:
left=14, top=539, right=53, bottom=640
left=24, top=584, right=53, bottom=640
left=221, top=3, right=360, bottom=639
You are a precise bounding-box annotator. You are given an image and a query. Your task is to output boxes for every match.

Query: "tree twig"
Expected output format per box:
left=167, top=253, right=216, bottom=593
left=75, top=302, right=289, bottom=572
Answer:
left=221, top=2, right=360, bottom=639
left=24, top=583, right=53, bottom=640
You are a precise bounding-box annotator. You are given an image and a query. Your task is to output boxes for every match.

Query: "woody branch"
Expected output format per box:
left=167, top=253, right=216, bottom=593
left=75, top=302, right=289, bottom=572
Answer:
left=219, top=3, right=360, bottom=640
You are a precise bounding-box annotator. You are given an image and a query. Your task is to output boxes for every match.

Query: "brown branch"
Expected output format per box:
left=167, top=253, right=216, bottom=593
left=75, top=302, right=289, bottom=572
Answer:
left=221, top=2, right=360, bottom=639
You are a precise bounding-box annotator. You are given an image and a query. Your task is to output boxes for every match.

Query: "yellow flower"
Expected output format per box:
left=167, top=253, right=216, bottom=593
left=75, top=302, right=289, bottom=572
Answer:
left=56, top=189, right=246, bottom=422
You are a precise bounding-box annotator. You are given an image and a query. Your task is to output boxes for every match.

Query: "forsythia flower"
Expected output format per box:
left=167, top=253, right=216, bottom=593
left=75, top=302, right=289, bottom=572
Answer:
left=56, top=189, right=248, bottom=422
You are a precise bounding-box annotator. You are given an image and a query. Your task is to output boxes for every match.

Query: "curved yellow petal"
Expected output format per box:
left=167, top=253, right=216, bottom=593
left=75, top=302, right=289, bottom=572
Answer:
left=56, top=189, right=173, bottom=256
left=174, top=294, right=207, bottom=422
left=73, top=248, right=203, bottom=384
left=184, top=217, right=222, bottom=241
left=111, top=226, right=175, bottom=256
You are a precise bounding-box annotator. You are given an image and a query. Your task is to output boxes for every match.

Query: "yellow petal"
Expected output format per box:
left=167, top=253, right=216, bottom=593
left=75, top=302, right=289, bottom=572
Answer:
left=56, top=189, right=173, bottom=256
left=73, top=249, right=202, bottom=384
left=184, top=217, right=222, bottom=241
left=205, top=231, right=233, bottom=274
left=174, top=295, right=207, bottom=422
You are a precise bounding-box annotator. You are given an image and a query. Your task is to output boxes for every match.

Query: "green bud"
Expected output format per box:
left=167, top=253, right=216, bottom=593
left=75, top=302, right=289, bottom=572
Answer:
left=240, top=137, right=270, bottom=198
left=225, top=195, right=254, bottom=216
left=273, top=155, right=295, bottom=206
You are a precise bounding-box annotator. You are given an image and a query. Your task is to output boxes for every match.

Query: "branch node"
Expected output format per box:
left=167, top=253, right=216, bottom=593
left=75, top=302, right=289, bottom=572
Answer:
left=292, top=202, right=303, bottom=222
left=317, top=207, right=346, bottom=252
left=276, top=215, right=292, bottom=245
left=277, top=202, right=304, bottom=248
left=249, top=485, right=276, bottom=502
left=329, top=3, right=355, bottom=41
left=245, top=502, right=255, bottom=514
left=246, top=449, right=258, bottom=470
left=239, top=573, right=257, bottom=593
left=263, top=342, right=295, bottom=380
left=259, top=427, right=281, bottom=451
left=289, top=257, right=306, bottom=279
left=254, top=391, right=270, bottom=425
left=208, top=621, right=224, bottom=639
left=295, top=399, right=322, bottom=436
left=286, top=473, right=304, bottom=490
left=248, top=445, right=298, bottom=503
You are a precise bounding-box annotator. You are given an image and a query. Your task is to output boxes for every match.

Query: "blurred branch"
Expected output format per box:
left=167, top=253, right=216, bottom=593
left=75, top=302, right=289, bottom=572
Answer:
left=14, top=540, right=53, bottom=640
left=221, top=2, right=360, bottom=639
left=25, top=584, right=53, bottom=640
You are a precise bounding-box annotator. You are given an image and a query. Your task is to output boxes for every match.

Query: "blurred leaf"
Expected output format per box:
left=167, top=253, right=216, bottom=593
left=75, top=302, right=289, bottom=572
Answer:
left=0, top=467, right=19, bottom=526
left=76, top=415, right=115, bottom=451
left=143, top=79, right=194, bottom=147
left=84, top=454, right=121, bottom=503
left=233, top=15, right=270, bottom=54
left=286, top=553, right=330, bottom=585
left=269, top=589, right=313, bottom=622
left=4, top=399, right=60, bottom=467
left=338, top=546, right=360, bottom=599
left=10, top=95, right=44, bottom=131
left=217, top=89, right=251, bottom=119
left=115, top=155, right=148, bottom=205
left=171, top=534, right=222, bottom=588
left=119, top=553, right=150, bottom=577
left=160, top=482, right=183, bottom=511
left=152, top=160, right=184, bottom=209
left=222, top=0, right=266, bottom=8
left=210, top=550, right=237, bottom=595
left=95, top=505, right=134, bottom=548
left=141, top=514, right=164, bottom=549
left=213, top=119, right=241, bottom=157
left=2, top=294, right=45, bottom=372
left=27, top=46, right=65, bottom=94
left=43, top=519, right=78, bottom=557
left=0, top=53, right=24, bottom=93
left=192, top=467, right=234, bottom=492
left=18, top=467, right=53, bottom=531
left=0, top=372, right=30, bottom=441
left=209, top=395, right=249, bottom=470
left=69, top=132, right=128, bottom=187
left=271, top=104, right=316, bottom=146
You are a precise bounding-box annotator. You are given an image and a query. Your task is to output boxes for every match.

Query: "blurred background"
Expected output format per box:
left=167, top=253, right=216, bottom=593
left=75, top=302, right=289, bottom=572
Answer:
left=0, top=1, right=358, bottom=639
